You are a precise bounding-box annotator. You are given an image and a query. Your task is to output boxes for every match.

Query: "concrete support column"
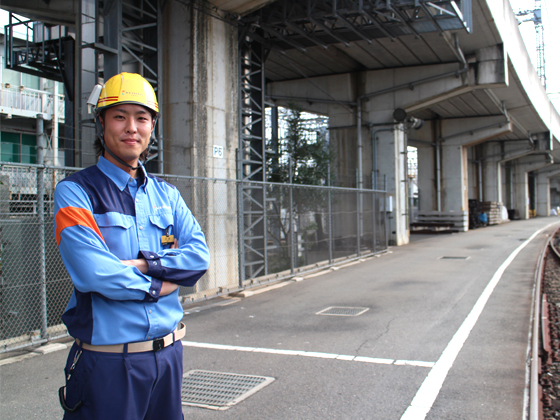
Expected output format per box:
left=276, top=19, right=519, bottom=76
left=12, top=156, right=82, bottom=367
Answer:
left=512, top=164, right=529, bottom=219
left=377, top=127, right=408, bottom=245
left=416, top=143, right=435, bottom=213
left=481, top=141, right=508, bottom=204
left=511, top=156, right=551, bottom=219
left=441, top=142, right=468, bottom=212
left=551, top=178, right=560, bottom=209
left=536, top=171, right=550, bottom=216
left=534, top=166, right=560, bottom=216
left=161, top=2, right=239, bottom=291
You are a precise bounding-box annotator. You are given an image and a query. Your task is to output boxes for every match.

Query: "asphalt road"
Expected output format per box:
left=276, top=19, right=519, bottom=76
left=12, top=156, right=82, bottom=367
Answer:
left=1, top=217, right=557, bottom=419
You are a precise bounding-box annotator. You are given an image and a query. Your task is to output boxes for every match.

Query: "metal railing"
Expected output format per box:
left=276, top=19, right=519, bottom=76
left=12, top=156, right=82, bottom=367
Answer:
left=0, top=56, right=65, bottom=121
left=0, top=84, right=64, bottom=121
left=0, top=162, right=388, bottom=352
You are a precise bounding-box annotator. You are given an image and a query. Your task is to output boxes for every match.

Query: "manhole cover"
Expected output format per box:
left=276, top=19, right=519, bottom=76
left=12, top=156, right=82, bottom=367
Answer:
left=316, top=306, right=369, bottom=316
left=439, top=256, right=470, bottom=260
left=181, top=370, right=275, bottom=410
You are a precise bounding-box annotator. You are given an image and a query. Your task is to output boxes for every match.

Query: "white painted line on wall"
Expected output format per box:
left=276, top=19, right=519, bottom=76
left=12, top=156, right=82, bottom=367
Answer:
left=182, top=341, right=433, bottom=367
left=400, top=225, right=552, bottom=420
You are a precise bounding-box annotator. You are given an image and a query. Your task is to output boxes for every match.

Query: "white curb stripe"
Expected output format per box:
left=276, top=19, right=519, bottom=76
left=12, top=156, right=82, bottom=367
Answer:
left=400, top=225, right=551, bottom=420
left=182, top=341, right=433, bottom=367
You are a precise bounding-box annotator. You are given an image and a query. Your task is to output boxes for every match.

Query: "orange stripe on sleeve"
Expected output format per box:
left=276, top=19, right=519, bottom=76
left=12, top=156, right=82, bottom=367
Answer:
left=55, top=207, right=104, bottom=246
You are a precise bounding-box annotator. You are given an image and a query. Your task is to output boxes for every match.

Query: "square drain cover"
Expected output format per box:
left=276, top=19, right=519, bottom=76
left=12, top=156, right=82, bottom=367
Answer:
left=316, top=306, right=369, bottom=316
left=181, top=370, right=275, bottom=410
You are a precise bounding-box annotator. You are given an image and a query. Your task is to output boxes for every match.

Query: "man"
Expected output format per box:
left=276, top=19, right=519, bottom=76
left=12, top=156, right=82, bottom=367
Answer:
left=54, top=72, right=209, bottom=419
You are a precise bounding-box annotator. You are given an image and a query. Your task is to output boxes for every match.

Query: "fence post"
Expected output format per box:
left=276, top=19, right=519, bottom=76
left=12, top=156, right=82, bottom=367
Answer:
left=289, top=159, right=294, bottom=274
left=372, top=172, right=377, bottom=253
left=328, top=164, right=333, bottom=264
left=36, top=114, right=48, bottom=339
left=236, top=149, right=245, bottom=287
left=384, top=175, right=389, bottom=248
left=356, top=169, right=361, bottom=257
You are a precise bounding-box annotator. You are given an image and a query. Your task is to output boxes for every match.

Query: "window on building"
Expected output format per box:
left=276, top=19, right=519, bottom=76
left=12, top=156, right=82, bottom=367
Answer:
left=0, top=132, right=37, bottom=163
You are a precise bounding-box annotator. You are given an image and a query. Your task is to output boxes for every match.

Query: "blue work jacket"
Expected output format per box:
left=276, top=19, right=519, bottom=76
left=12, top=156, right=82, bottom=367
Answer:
left=54, top=157, right=209, bottom=345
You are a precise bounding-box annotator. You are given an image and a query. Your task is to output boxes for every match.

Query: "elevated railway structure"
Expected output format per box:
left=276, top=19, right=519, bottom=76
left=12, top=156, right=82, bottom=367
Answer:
left=2, top=1, right=560, bottom=416
left=2, top=1, right=557, bottom=244
left=1, top=0, right=560, bottom=314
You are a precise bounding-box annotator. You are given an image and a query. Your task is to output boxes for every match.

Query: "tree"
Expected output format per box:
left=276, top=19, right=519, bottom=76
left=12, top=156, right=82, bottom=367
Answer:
left=265, top=105, right=334, bottom=271
left=267, top=105, right=331, bottom=186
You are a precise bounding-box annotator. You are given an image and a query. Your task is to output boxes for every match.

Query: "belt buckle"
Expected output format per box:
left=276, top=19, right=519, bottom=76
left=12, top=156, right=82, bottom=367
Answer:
left=153, top=337, right=165, bottom=352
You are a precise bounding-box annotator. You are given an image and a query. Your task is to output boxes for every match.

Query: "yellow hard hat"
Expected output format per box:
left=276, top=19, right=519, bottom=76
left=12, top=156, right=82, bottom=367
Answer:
left=95, top=72, right=158, bottom=115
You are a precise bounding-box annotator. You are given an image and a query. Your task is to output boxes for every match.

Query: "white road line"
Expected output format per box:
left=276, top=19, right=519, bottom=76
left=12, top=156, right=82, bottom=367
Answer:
left=181, top=340, right=434, bottom=367
left=400, top=225, right=552, bottom=420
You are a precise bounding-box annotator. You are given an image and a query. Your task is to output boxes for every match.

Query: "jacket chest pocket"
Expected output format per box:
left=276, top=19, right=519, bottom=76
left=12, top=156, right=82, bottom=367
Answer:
left=149, top=210, right=174, bottom=244
left=94, top=212, right=136, bottom=258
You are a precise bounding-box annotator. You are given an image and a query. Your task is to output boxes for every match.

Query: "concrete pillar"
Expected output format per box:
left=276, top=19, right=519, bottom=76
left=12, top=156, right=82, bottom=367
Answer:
left=536, top=171, right=550, bottom=216
left=377, top=127, right=408, bottom=245
left=440, top=142, right=468, bottom=213
left=551, top=178, right=560, bottom=209
left=535, top=166, right=560, bottom=216
left=161, top=2, right=239, bottom=291
left=511, top=155, right=551, bottom=219
left=416, top=142, right=435, bottom=213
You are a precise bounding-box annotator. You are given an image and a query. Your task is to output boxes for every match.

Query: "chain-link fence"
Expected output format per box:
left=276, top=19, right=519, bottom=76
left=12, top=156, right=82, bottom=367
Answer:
left=239, top=181, right=388, bottom=282
left=0, top=163, right=388, bottom=352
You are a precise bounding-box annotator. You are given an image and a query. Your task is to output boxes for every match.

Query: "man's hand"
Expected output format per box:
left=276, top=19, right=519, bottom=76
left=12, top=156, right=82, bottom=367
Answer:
left=121, top=239, right=179, bottom=273
left=121, top=258, right=149, bottom=274
left=121, top=239, right=180, bottom=295
left=160, top=281, right=179, bottom=296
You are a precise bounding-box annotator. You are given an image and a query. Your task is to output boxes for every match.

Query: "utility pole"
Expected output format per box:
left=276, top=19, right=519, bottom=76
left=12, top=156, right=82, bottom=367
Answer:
left=516, top=0, right=546, bottom=89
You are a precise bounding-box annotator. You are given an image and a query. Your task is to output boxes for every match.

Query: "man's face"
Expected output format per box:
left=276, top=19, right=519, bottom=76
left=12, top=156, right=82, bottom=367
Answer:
left=101, top=104, right=154, bottom=167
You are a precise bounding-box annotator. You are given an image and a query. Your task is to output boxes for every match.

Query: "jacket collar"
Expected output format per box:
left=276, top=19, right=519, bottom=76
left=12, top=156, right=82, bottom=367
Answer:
left=97, top=156, right=148, bottom=191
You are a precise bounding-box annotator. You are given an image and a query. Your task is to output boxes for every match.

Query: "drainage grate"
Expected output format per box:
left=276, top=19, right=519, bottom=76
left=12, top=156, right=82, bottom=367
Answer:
left=439, top=256, right=470, bottom=260
left=181, top=370, right=275, bottom=410
left=316, top=306, right=369, bottom=316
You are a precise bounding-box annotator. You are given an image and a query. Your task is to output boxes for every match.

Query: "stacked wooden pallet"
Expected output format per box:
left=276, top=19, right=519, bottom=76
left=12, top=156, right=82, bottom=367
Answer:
left=415, top=211, right=468, bottom=232
left=480, top=202, right=503, bottom=225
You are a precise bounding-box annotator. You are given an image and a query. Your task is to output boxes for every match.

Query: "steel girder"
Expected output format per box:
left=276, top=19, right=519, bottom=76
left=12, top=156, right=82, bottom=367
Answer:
left=240, top=0, right=472, bottom=51
left=238, top=33, right=269, bottom=282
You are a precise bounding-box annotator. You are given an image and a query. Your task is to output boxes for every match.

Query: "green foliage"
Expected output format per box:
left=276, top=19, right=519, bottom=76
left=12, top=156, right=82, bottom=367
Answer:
left=265, top=105, right=334, bottom=269
left=267, top=104, right=333, bottom=186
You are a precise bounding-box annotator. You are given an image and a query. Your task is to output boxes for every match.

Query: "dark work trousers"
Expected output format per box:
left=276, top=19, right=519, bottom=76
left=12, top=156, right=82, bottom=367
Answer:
left=62, top=340, right=184, bottom=420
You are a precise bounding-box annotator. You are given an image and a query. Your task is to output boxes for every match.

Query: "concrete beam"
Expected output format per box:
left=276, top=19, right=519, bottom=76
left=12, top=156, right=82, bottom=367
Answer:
left=535, top=165, right=560, bottom=177
left=404, top=44, right=507, bottom=113
left=441, top=116, right=512, bottom=147
left=515, top=154, right=553, bottom=172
